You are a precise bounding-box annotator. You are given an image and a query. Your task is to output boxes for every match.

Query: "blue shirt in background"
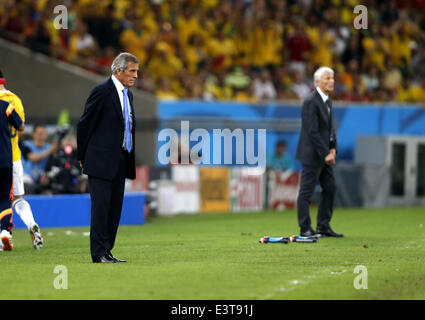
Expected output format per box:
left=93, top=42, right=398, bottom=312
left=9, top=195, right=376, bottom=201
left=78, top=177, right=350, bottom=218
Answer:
left=22, top=140, right=51, bottom=182
left=267, top=152, right=294, bottom=172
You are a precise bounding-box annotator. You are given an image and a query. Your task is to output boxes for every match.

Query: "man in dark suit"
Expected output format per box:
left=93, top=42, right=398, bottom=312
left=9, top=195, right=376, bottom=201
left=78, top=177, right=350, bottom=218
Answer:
left=77, top=52, right=139, bottom=263
left=296, top=66, right=343, bottom=238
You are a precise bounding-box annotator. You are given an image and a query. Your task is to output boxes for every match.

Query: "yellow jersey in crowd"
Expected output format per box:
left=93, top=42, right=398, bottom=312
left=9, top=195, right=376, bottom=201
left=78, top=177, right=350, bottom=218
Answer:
left=0, top=90, right=24, bottom=162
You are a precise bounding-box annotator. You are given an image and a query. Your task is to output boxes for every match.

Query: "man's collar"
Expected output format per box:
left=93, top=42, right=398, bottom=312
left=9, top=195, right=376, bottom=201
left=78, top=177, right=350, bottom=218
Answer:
left=316, top=86, right=329, bottom=103
left=111, top=74, right=125, bottom=92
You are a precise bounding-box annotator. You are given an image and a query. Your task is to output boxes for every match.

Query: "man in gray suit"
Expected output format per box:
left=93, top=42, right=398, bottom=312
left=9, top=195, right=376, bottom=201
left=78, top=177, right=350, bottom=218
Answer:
left=296, top=66, right=343, bottom=238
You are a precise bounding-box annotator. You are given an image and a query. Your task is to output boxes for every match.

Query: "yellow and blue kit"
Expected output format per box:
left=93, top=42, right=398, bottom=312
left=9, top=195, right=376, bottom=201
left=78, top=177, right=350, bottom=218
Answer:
left=0, top=90, right=25, bottom=162
left=0, top=99, right=23, bottom=232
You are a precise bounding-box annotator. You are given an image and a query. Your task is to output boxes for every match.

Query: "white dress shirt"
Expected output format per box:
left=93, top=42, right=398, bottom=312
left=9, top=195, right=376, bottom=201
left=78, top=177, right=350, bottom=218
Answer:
left=316, top=86, right=329, bottom=103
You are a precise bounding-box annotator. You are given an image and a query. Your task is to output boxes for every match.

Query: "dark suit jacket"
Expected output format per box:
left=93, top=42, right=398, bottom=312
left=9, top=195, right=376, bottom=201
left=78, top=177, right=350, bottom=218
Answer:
left=296, top=89, right=337, bottom=167
left=77, top=78, right=136, bottom=180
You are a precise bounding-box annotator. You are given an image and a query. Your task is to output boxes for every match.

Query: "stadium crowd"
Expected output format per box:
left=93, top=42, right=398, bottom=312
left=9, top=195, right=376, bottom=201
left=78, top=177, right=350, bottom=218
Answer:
left=1, top=0, right=425, bottom=103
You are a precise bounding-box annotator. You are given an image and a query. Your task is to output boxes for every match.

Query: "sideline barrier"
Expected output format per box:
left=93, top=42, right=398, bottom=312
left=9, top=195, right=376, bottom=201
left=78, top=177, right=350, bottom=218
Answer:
left=158, top=101, right=425, bottom=170
left=13, top=192, right=146, bottom=228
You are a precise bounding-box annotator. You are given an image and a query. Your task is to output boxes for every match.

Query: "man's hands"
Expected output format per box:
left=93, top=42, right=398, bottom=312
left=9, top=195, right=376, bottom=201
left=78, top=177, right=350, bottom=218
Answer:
left=325, top=148, right=336, bottom=165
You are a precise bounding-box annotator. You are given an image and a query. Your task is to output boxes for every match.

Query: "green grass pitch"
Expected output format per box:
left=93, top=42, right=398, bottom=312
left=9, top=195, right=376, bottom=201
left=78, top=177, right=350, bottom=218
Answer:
left=1, top=207, right=425, bottom=300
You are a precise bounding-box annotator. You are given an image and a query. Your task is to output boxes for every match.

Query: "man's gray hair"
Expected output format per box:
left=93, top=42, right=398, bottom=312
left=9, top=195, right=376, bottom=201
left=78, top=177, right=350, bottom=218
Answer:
left=314, top=66, right=334, bottom=84
left=111, top=52, right=139, bottom=74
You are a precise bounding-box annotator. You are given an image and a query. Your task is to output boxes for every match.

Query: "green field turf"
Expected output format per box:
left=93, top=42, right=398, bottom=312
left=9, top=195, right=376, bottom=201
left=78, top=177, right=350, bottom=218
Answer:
left=1, top=207, right=425, bottom=300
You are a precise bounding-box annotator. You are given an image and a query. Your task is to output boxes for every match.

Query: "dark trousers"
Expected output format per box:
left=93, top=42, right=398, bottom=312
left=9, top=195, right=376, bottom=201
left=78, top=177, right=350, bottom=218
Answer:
left=88, top=152, right=126, bottom=261
left=0, top=167, right=13, bottom=232
left=297, top=164, right=336, bottom=232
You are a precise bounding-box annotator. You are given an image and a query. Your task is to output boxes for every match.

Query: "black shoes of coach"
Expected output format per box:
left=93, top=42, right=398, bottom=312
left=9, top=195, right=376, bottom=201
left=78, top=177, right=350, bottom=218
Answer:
left=93, top=255, right=116, bottom=263
left=93, top=254, right=128, bottom=263
left=316, top=227, right=344, bottom=238
left=109, top=254, right=127, bottom=263
left=300, top=228, right=316, bottom=237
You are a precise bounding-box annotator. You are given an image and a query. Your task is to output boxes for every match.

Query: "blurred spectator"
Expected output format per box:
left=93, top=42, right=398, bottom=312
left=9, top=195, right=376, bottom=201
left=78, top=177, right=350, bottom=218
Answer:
left=383, top=57, right=403, bottom=94
left=86, top=3, right=123, bottom=50
left=332, top=72, right=346, bottom=99
left=225, top=66, right=250, bottom=90
left=309, top=22, right=335, bottom=69
left=235, top=82, right=259, bottom=103
left=184, top=33, right=208, bottom=75
left=341, top=59, right=359, bottom=92
left=343, top=82, right=367, bottom=102
left=374, top=72, right=392, bottom=102
left=267, top=140, right=294, bottom=172
left=67, top=20, right=98, bottom=65
left=388, top=11, right=419, bottom=71
left=39, top=135, right=87, bottom=194
left=204, top=72, right=233, bottom=101
left=0, top=0, right=31, bottom=44
left=291, top=70, right=311, bottom=100
left=27, top=11, right=52, bottom=56
left=411, top=77, right=425, bottom=103
left=120, top=16, right=155, bottom=67
left=147, top=42, right=184, bottom=82
left=97, top=46, right=117, bottom=75
left=251, top=18, right=283, bottom=69
left=156, top=78, right=179, bottom=100
left=205, top=25, right=237, bottom=72
left=361, top=24, right=390, bottom=72
left=341, top=34, right=362, bottom=66
left=253, top=69, right=276, bottom=100
left=274, top=64, right=297, bottom=100
left=286, top=18, right=312, bottom=75
left=137, top=70, right=156, bottom=94
left=397, top=75, right=417, bottom=103
left=21, top=124, right=59, bottom=193
left=362, top=67, right=380, bottom=92
left=411, top=48, right=425, bottom=82
left=176, top=5, right=205, bottom=50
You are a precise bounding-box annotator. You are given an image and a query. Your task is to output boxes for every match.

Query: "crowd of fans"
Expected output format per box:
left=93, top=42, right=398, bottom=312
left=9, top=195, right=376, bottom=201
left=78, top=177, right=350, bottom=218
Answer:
left=1, top=0, right=425, bottom=103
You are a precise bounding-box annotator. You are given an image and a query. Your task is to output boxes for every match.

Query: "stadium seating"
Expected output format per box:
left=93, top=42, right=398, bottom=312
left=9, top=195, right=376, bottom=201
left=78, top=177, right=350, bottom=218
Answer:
left=1, top=0, right=425, bottom=102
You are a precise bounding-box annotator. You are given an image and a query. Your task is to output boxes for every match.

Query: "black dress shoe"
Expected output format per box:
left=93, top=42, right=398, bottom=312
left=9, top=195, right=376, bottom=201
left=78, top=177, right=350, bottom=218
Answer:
left=93, top=255, right=116, bottom=263
left=108, top=253, right=127, bottom=263
left=300, top=228, right=316, bottom=237
left=316, top=227, right=344, bottom=238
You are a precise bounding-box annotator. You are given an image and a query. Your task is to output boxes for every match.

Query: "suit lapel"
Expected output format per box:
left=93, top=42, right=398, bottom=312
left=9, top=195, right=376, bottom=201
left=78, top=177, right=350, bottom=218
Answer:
left=107, top=78, right=124, bottom=124
left=314, top=90, right=330, bottom=125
